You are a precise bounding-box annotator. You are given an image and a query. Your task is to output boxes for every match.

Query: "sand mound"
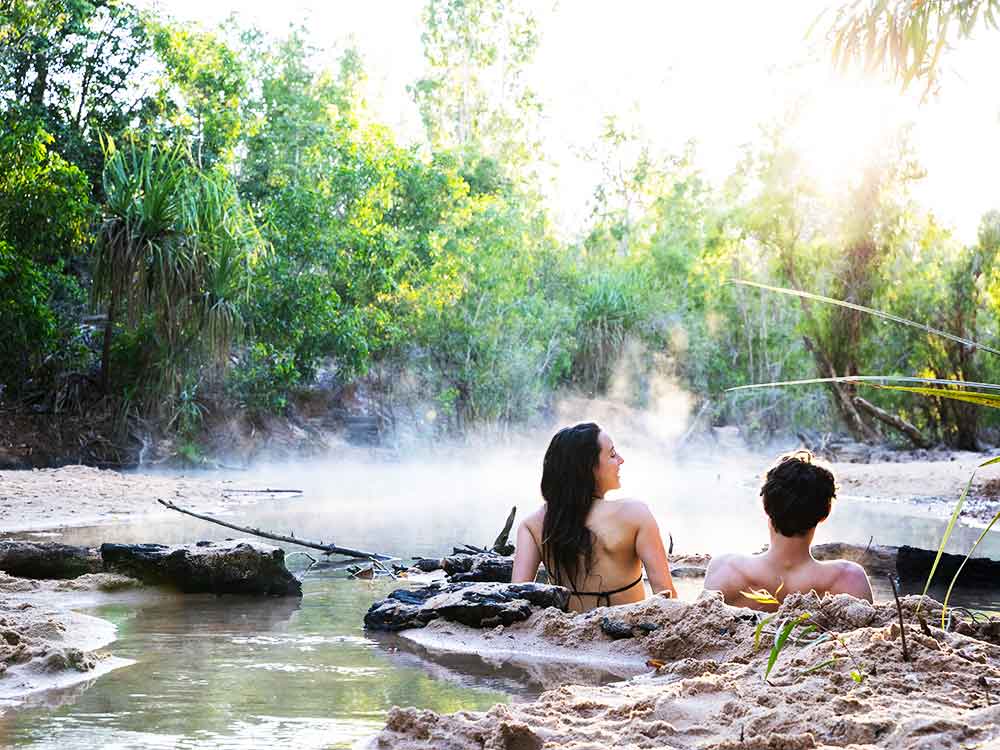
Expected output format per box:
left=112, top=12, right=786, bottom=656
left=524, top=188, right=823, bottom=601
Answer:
left=0, top=597, right=131, bottom=710
left=0, top=571, right=140, bottom=594
left=0, top=572, right=138, bottom=712
left=376, top=592, right=1000, bottom=749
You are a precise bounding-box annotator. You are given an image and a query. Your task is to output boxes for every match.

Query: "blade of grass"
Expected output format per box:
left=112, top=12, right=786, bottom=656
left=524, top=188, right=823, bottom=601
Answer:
left=800, top=657, right=839, bottom=676
left=727, top=375, right=1000, bottom=395
left=940, top=509, right=1000, bottom=629
left=917, top=454, right=1000, bottom=616
left=754, top=613, right=778, bottom=649
left=917, top=470, right=977, bottom=614
left=867, top=384, right=1000, bottom=409
left=765, top=613, right=810, bottom=681
left=730, top=280, right=1000, bottom=357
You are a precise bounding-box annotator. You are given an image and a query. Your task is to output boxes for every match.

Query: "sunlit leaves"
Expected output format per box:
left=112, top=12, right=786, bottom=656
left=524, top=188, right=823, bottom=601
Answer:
left=820, top=0, right=1000, bottom=97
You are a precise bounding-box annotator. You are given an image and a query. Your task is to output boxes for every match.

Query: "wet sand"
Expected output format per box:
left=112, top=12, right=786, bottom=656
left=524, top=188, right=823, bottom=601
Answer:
left=0, top=464, right=259, bottom=534
left=0, top=573, right=141, bottom=714
left=374, top=592, right=1000, bottom=749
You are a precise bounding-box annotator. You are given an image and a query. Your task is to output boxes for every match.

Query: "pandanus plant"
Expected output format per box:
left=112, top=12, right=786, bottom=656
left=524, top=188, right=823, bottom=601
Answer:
left=94, top=136, right=259, bottom=424
left=729, top=279, right=1000, bottom=624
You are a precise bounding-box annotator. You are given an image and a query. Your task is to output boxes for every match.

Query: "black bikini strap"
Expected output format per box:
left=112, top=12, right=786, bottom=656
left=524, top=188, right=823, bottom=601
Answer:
left=571, top=575, right=644, bottom=608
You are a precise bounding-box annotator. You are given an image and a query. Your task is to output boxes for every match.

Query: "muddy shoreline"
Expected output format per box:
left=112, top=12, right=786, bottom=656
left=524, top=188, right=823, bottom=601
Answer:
left=373, top=592, right=1000, bottom=749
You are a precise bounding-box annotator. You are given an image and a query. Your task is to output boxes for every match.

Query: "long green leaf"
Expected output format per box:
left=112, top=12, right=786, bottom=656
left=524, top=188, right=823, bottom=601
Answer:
left=868, top=384, right=1000, bottom=409
left=727, top=375, right=1000, bottom=394
left=917, top=470, right=976, bottom=614
left=730, top=280, right=1000, bottom=356
left=765, top=614, right=809, bottom=681
left=800, top=657, right=839, bottom=676
left=941, top=508, right=1000, bottom=629
left=754, top=613, right=778, bottom=650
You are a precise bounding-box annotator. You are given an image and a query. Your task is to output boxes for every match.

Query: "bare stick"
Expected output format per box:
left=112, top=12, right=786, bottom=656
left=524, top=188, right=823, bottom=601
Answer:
left=221, top=488, right=303, bottom=495
left=491, top=506, right=517, bottom=553
left=888, top=574, right=911, bottom=662
left=156, top=498, right=392, bottom=560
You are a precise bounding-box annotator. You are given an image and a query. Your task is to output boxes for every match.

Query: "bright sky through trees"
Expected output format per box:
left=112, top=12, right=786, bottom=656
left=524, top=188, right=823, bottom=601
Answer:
left=142, top=0, right=1000, bottom=242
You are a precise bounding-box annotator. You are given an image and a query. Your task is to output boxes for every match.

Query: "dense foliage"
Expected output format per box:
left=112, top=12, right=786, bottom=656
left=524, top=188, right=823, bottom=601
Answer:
left=2, top=0, right=999, bottom=459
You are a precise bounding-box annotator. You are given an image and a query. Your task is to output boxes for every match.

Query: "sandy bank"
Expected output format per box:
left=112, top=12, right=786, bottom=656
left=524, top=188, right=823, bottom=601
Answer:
left=0, top=572, right=141, bottom=714
left=0, top=464, right=256, bottom=533
left=372, top=591, right=1000, bottom=749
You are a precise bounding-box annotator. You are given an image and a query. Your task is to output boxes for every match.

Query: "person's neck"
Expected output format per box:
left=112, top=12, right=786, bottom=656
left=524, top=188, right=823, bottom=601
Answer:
left=764, top=526, right=816, bottom=570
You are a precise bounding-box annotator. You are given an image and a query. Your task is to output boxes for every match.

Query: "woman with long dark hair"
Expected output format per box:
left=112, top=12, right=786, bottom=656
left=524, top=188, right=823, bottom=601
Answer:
left=511, top=422, right=676, bottom=611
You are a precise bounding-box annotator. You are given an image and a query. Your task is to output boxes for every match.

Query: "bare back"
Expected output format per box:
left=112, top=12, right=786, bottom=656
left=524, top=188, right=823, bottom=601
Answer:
left=513, top=499, right=676, bottom=611
left=704, top=552, right=873, bottom=611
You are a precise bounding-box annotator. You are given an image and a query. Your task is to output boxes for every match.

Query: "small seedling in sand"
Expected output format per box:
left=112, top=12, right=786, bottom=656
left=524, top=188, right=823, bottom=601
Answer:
left=749, top=590, right=867, bottom=685
left=741, top=580, right=784, bottom=607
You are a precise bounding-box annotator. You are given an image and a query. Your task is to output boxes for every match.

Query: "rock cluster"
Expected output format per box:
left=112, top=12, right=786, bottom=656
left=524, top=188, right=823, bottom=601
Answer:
left=0, top=539, right=301, bottom=596
left=101, top=540, right=301, bottom=596
left=364, top=582, right=570, bottom=631
left=441, top=554, right=514, bottom=583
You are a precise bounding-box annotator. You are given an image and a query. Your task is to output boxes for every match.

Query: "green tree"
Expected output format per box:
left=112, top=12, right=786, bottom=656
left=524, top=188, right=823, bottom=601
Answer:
left=94, top=137, right=258, bottom=422
left=0, top=0, right=154, bottom=186
left=823, top=0, right=1000, bottom=95
left=412, top=0, right=542, bottom=170
left=0, top=121, right=94, bottom=396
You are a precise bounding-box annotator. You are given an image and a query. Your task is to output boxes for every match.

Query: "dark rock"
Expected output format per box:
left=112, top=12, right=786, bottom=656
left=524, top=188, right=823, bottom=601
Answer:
left=669, top=565, right=708, bottom=578
left=600, top=617, right=634, bottom=639
left=0, top=542, right=102, bottom=579
left=897, top=544, right=1000, bottom=586
left=410, top=558, right=443, bottom=573
left=100, top=540, right=301, bottom=596
left=441, top=554, right=475, bottom=575
left=444, top=554, right=514, bottom=583
left=364, top=582, right=569, bottom=632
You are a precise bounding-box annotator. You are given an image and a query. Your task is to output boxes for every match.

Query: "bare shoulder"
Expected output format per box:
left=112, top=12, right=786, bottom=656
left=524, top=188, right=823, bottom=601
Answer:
left=704, top=553, right=749, bottom=591
left=615, top=498, right=656, bottom=523
left=829, top=559, right=874, bottom=601
left=520, top=505, right=546, bottom=532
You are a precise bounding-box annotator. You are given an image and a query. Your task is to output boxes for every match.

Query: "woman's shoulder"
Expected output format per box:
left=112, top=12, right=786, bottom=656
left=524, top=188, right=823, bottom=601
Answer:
left=613, top=497, right=655, bottom=518
left=521, top=504, right=547, bottom=528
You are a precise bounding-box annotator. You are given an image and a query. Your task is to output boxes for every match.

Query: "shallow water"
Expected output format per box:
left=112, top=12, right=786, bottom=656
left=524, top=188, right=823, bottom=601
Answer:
left=3, top=457, right=1000, bottom=748
left=0, top=578, right=518, bottom=749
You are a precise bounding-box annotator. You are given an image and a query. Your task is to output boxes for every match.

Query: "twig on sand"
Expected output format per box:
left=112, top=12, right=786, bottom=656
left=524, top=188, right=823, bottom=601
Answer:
left=888, top=574, right=911, bottom=662
left=156, top=498, right=392, bottom=560
left=221, top=488, right=303, bottom=495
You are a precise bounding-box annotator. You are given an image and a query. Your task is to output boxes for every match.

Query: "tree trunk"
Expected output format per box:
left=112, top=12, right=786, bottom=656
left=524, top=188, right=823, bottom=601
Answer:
left=853, top=396, right=928, bottom=447
left=100, top=292, right=117, bottom=393
left=803, top=335, right=879, bottom=443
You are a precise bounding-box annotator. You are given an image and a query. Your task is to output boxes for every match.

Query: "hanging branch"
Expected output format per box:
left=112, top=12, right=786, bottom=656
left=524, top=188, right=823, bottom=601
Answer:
left=156, top=498, right=392, bottom=560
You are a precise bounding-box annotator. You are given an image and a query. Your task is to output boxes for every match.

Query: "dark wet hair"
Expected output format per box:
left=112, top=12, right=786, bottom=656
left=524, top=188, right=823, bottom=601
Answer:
left=761, top=450, right=836, bottom=537
left=540, top=422, right=602, bottom=587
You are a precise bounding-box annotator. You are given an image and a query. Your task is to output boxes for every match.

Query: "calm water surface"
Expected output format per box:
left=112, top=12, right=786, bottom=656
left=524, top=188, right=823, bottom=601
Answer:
left=2, top=457, right=999, bottom=748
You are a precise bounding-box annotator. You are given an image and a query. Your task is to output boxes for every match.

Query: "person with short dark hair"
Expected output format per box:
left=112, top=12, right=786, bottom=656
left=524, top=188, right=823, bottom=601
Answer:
left=704, top=450, right=873, bottom=610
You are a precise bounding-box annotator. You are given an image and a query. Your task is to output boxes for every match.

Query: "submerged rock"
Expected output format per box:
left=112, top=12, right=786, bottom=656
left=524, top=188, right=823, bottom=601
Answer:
left=100, top=540, right=301, bottom=596
left=364, top=582, right=569, bottom=632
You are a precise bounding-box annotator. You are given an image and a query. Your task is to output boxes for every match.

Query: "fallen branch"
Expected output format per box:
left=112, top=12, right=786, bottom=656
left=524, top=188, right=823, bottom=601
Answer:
left=853, top=396, right=928, bottom=448
left=156, top=498, right=392, bottom=560
left=221, top=488, right=303, bottom=495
